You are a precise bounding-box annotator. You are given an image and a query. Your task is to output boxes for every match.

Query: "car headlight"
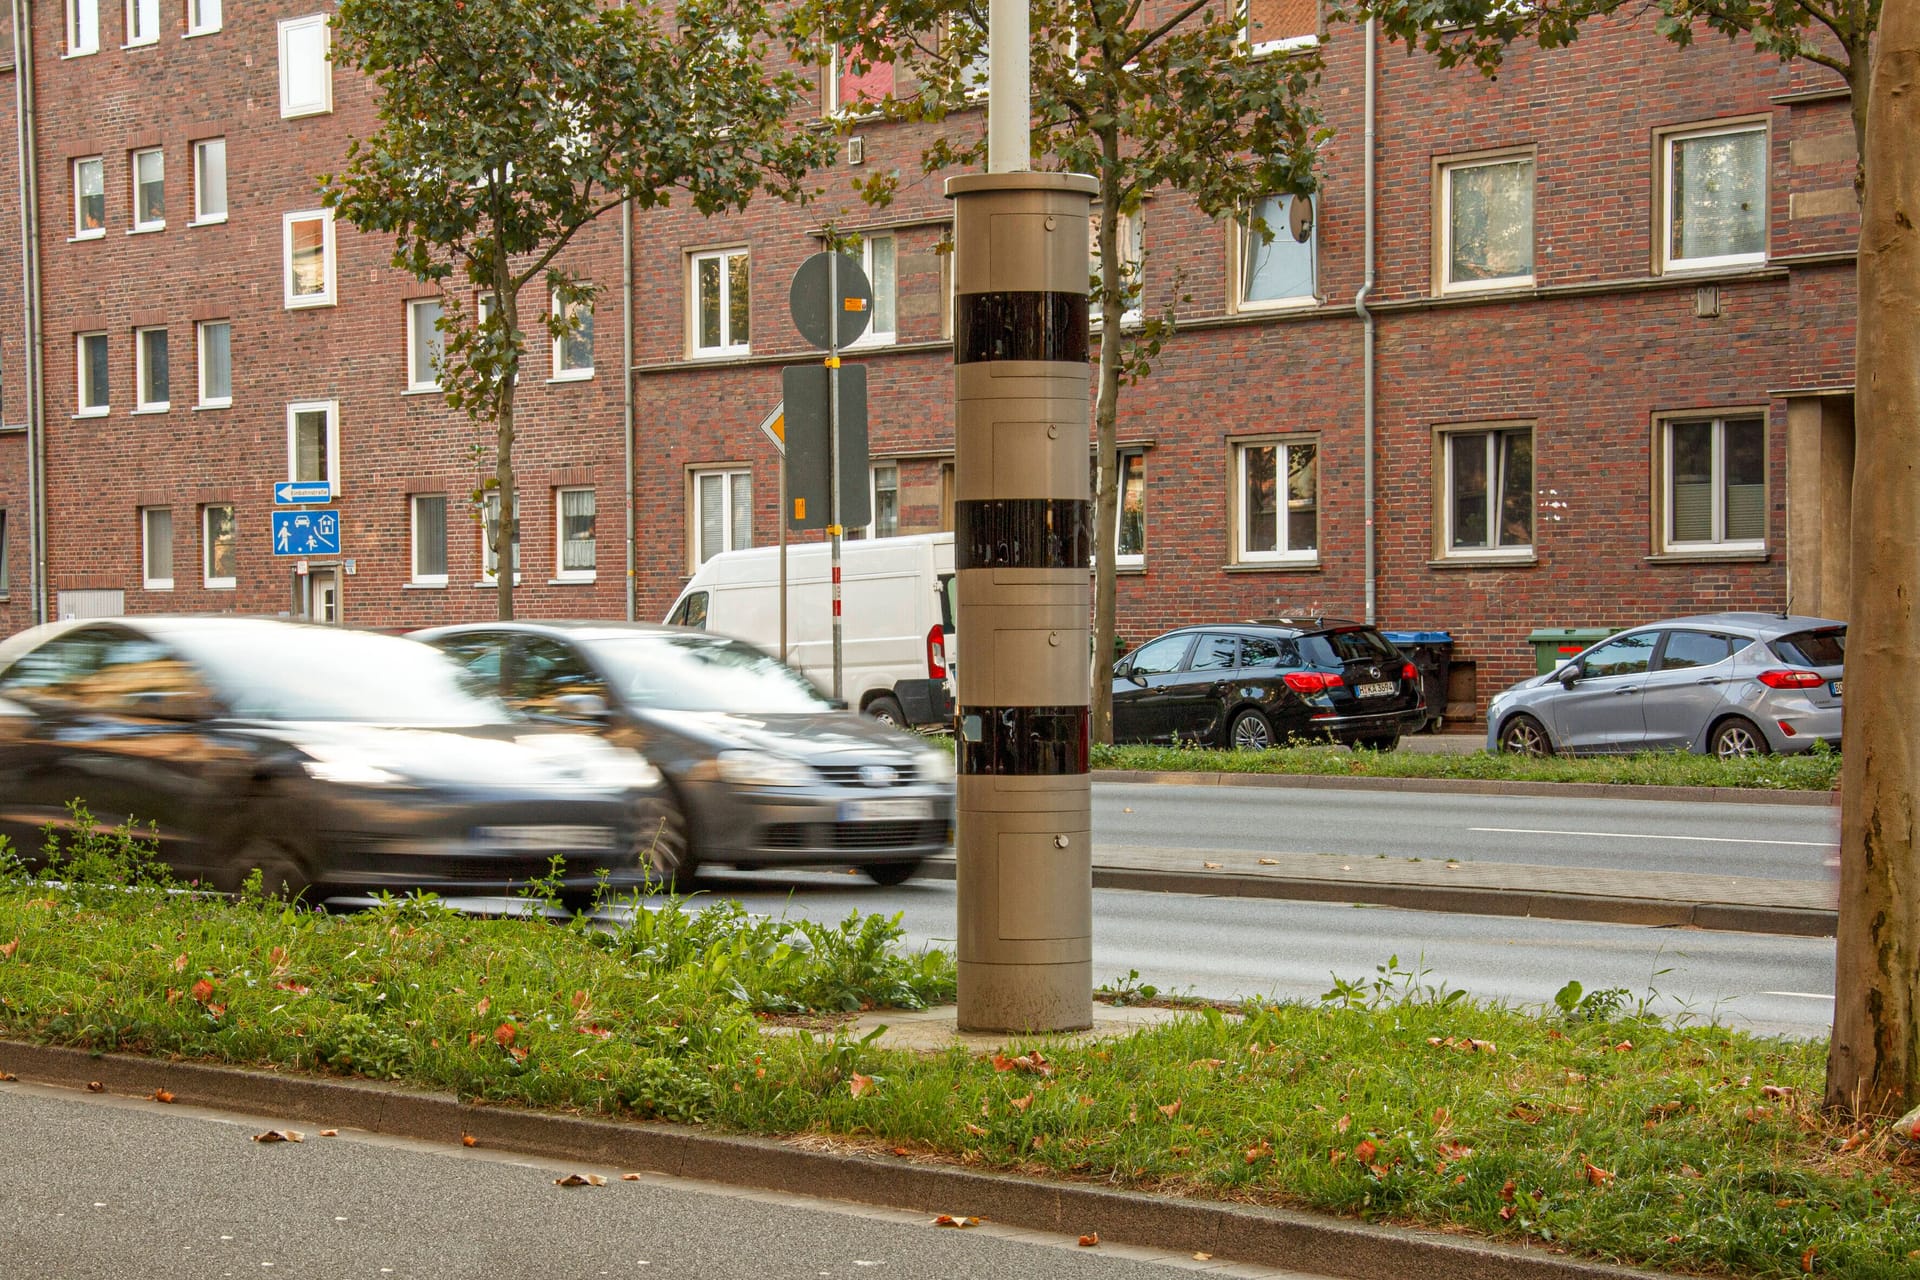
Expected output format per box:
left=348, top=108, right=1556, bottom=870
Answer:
left=915, top=747, right=956, bottom=784
left=300, top=757, right=414, bottom=788
left=715, top=750, right=816, bottom=788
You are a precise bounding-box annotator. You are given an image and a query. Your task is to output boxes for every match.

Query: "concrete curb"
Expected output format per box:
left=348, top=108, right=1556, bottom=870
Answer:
left=0, top=1040, right=1670, bottom=1280
left=1093, top=770, right=1838, bottom=807
left=913, top=862, right=1838, bottom=938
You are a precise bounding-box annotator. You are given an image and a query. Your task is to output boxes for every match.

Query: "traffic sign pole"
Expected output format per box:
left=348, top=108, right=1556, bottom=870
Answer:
left=827, top=253, right=844, bottom=704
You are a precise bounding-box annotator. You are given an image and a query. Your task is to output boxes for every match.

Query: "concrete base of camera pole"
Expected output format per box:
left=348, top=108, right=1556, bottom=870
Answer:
left=946, top=170, right=1098, bottom=1034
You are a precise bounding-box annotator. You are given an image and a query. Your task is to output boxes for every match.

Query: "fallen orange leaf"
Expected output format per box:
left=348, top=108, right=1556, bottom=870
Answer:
left=1194, top=1252, right=1213, bottom=1261
left=493, top=1022, right=517, bottom=1048
left=0, top=938, right=17, bottom=960
left=1584, top=1160, right=1614, bottom=1187
left=171, top=953, right=187, bottom=972
left=1077, top=1233, right=1100, bottom=1247
left=462, top=1133, right=478, bottom=1147
left=190, top=979, right=214, bottom=1003
left=1801, top=1245, right=1818, bottom=1273
left=932, top=1214, right=979, bottom=1228
left=1157, top=1100, right=1181, bottom=1117
left=1353, top=1139, right=1377, bottom=1163
left=622, top=1173, right=642, bottom=1181
left=965, top=1123, right=988, bottom=1137
left=1244, top=1141, right=1272, bottom=1163
left=149, top=1088, right=175, bottom=1103
left=319, top=1129, right=339, bottom=1137
left=0, top=1072, right=15, bottom=1082
left=553, top=1173, right=606, bottom=1187
left=1010, top=1093, right=1033, bottom=1112
left=475, top=996, right=490, bottom=1017
left=1335, top=1113, right=1351, bottom=1133
left=252, top=1129, right=303, bottom=1143
left=850, top=1073, right=874, bottom=1099
left=1202, top=861, right=1223, bottom=869
left=86, top=1081, right=104, bottom=1093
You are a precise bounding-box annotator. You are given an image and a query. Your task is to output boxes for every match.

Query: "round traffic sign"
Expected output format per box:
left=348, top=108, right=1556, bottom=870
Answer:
left=789, top=251, right=873, bottom=349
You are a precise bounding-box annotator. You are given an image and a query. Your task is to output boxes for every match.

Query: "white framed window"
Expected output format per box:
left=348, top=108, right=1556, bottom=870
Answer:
left=406, top=299, right=443, bottom=391
left=1439, top=153, right=1534, bottom=293
left=191, top=139, right=226, bottom=224
left=689, top=248, right=750, bottom=356
left=556, top=487, right=596, bottom=580
left=1661, top=122, right=1768, bottom=274
left=141, top=507, right=174, bottom=589
left=481, top=492, right=521, bottom=582
left=286, top=400, right=340, bottom=494
left=824, top=45, right=896, bottom=116
left=196, top=320, right=231, bottom=407
left=1233, top=438, right=1317, bottom=564
left=1240, top=0, right=1318, bottom=53
left=551, top=292, right=593, bottom=379
left=131, top=148, right=165, bottom=231
left=410, top=493, right=447, bottom=586
left=73, top=157, right=105, bottom=238
left=134, top=327, right=169, bottom=412
left=283, top=210, right=335, bottom=308
left=1116, top=448, right=1145, bottom=567
left=125, top=0, right=158, bottom=45
left=0, top=509, right=9, bottom=595
left=202, top=503, right=236, bottom=589
left=1089, top=207, right=1144, bottom=329
left=1439, top=424, right=1533, bottom=557
left=1235, top=194, right=1317, bottom=310
left=691, top=467, right=751, bottom=566
left=76, top=332, right=110, bottom=415
left=849, top=234, right=896, bottom=346
left=278, top=14, right=332, bottom=118
left=186, top=0, right=220, bottom=36
left=854, top=461, right=899, bottom=539
left=67, top=0, right=100, bottom=54
left=1660, top=414, right=1766, bottom=552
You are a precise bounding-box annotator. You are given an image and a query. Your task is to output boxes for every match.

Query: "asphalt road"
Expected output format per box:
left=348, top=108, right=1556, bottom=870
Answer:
left=684, top=873, right=1836, bottom=1040
left=1090, top=784, right=1839, bottom=882
left=0, top=1083, right=1311, bottom=1280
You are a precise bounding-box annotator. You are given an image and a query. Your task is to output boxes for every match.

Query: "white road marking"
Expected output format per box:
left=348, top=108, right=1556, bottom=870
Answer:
left=1761, top=991, right=1834, bottom=1000
left=1470, top=826, right=1830, bottom=848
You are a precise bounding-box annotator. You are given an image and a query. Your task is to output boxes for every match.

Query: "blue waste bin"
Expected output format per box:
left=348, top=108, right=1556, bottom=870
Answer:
left=1382, top=630, right=1453, bottom=732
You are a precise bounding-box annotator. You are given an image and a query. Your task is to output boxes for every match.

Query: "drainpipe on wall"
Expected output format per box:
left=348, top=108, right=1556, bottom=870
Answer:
left=1353, top=17, right=1377, bottom=627
left=11, top=0, right=45, bottom=625
left=621, top=196, right=635, bottom=621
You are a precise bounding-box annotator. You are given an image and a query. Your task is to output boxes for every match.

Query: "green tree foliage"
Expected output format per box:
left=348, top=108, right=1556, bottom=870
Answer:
left=325, top=0, right=835, bottom=618
left=784, top=0, right=1325, bottom=741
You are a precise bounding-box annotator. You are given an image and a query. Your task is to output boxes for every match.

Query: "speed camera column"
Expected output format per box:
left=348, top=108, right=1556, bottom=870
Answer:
left=945, top=171, right=1098, bottom=1033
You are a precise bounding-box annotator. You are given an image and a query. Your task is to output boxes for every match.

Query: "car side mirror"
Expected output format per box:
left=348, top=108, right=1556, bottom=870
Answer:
left=552, top=692, right=612, bottom=722
left=1128, top=670, right=1149, bottom=687
left=1557, top=664, right=1581, bottom=688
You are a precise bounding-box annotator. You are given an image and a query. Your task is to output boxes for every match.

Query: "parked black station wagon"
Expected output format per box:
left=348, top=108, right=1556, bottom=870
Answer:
left=1111, top=619, right=1429, bottom=751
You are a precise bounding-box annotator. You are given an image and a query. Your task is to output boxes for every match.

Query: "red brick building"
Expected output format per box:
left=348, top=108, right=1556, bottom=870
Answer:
left=0, top=2, right=1866, bottom=723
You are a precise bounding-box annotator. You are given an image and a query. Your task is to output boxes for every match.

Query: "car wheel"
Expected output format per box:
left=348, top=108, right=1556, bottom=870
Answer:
left=218, top=836, right=313, bottom=902
left=1498, top=713, right=1553, bottom=757
left=638, top=794, right=699, bottom=890
left=1710, top=716, right=1771, bottom=759
left=1354, top=735, right=1400, bottom=753
left=865, top=695, right=907, bottom=728
left=1228, top=708, right=1275, bottom=751
left=862, top=859, right=922, bottom=886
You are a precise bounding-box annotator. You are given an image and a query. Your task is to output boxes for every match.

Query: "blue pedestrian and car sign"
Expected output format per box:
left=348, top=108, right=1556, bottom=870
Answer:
left=272, top=509, right=341, bottom=557
left=275, top=480, right=333, bottom=505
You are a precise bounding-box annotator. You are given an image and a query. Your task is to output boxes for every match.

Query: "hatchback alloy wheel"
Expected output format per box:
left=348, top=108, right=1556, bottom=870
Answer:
left=1711, top=717, right=1770, bottom=758
left=1229, top=709, right=1274, bottom=751
left=1498, top=713, right=1552, bottom=757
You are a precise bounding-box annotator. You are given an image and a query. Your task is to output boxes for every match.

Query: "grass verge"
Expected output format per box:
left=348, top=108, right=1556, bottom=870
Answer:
left=0, top=821, right=1911, bottom=1279
left=1092, top=742, right=1842, bottom=791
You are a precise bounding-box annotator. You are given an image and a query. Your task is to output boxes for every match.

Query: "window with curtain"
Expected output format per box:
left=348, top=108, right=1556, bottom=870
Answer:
left=558, top=488, right=596, bottom=577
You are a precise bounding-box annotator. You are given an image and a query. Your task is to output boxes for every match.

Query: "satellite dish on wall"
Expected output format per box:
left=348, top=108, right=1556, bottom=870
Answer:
left=1289, top=194, right=1315, bottom=243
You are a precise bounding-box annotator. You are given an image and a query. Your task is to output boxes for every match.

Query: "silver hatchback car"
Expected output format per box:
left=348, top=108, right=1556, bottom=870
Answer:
left=1486, top=612, right=1844, bottom=757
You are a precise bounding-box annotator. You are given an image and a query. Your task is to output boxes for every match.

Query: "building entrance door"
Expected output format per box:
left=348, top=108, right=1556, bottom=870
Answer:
left=302, top=567, right=341, bottom=625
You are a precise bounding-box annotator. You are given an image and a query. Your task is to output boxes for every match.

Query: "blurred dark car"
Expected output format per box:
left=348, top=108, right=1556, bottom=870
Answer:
left=411, top=622, right=956, bottom=886
left=1113, top=619, right=1428, bottom=751
left=1486, top=612, right=1845, bottom=757
left=0, top=617, right=671, bottom=903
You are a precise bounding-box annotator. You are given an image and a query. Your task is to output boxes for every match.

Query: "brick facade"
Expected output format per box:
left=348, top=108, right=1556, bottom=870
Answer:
left=0, top=4, right=1865, bottom=724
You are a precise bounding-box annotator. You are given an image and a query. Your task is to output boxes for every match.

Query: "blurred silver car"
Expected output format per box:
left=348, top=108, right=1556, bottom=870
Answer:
left=412, top=622, right=956, bottom=886
left=1486, top=612, right=1844, bottom=757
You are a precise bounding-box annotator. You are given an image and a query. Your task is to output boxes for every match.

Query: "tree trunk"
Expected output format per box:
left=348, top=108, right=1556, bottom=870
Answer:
left=1825, top=0, right=1920, bottom=1119
left=1847, top=37, right=1873, bottom=201
left=494, top=277, right=520, bottom=622
left=1089, top=130, right=1125, bottom=746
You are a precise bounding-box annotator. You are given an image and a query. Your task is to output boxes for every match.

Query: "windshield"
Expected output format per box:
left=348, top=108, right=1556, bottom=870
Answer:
left=1299, top=628, right=1400, bottom=666
left=594, top=635, right=832, bottom=713
left=181, top=627, right=516, bottom=724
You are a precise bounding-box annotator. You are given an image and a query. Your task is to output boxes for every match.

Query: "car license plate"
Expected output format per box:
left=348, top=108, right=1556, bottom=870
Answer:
left=842, top=798, right=934, bottom=822
left=1356, top=681, right=1396, bottom=699
left=1831, top=679, right=1843, bottom=698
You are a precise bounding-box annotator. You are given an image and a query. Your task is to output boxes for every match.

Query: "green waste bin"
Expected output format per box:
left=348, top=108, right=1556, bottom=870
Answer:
left=1526, top=627, right=1615, bottom=675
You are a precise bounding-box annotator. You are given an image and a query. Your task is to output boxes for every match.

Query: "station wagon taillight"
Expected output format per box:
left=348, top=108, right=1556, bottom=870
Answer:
left=927, top=625, right=948, bottom=679
left=1283, top=671, right=1345, bottom=694
left=1757, top=669, right=1825, bottom=689
left=1402, top=662, right=1418, bottom=682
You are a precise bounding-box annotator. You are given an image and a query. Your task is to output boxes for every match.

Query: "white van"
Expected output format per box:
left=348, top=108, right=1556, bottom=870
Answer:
left=665, top=533, right=956, bottom=729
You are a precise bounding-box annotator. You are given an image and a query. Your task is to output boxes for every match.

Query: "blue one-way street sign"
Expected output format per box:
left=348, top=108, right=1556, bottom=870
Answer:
left=274, top=480, right=333, bottom=505
left=272, top=509, right=341, bottom=557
